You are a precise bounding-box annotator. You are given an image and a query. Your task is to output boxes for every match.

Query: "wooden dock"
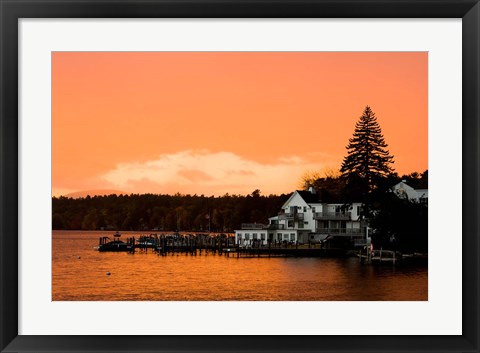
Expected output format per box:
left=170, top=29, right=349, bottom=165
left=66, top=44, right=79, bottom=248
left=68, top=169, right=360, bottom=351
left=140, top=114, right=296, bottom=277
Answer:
left=357, top=249, right=426, bottom=265
left=98, top=233, right=349, bottom=257
left=358, top=249, right=397, bottom=264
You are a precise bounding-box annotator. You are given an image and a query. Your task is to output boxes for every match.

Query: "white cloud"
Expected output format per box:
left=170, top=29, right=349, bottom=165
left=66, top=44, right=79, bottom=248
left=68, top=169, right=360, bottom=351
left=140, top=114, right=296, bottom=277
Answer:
left=99, top=150, right=324, bottom=196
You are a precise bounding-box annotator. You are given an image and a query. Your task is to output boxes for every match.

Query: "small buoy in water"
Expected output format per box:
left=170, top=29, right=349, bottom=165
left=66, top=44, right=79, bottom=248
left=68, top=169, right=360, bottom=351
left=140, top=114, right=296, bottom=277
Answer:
left=106, top=272, right=111, bottom=276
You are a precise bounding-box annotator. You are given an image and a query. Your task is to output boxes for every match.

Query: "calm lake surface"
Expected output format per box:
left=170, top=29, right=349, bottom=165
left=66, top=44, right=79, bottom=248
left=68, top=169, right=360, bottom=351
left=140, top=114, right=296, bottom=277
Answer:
left=52, top=230, right=428, bottom=301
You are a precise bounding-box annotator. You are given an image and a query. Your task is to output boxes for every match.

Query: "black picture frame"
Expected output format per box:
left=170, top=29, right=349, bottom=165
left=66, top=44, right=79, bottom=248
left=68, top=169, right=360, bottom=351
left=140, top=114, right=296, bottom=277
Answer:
left=1, top=1, right=478, bottom=352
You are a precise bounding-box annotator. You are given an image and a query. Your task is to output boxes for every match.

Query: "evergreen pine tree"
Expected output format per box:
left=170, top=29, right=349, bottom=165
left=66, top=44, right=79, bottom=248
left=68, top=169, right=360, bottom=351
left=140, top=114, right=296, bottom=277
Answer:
left=340, top=106, right=394, bottom=195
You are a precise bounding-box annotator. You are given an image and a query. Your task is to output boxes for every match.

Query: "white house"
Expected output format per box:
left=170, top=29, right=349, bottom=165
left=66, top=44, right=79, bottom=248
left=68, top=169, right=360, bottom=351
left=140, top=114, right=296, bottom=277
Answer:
left=391, top=181, right=428, bottom=203
left=235, top=187, right=365, bottom=247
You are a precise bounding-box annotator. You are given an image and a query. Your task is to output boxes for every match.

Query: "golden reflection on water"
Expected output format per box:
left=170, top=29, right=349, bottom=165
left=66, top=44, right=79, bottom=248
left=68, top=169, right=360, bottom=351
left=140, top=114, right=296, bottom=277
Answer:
left=52, top=231, right=427, bottom=301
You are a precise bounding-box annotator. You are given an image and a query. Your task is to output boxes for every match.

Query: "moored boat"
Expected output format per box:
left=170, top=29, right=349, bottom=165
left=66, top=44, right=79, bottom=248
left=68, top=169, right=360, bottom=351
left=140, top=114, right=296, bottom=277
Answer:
left=98, top=232, right=133, bottom=252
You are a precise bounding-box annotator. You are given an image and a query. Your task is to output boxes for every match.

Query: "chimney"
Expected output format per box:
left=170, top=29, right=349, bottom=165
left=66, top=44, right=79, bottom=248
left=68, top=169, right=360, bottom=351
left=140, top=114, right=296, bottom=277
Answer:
left=308, top=186, right=316, bottom=194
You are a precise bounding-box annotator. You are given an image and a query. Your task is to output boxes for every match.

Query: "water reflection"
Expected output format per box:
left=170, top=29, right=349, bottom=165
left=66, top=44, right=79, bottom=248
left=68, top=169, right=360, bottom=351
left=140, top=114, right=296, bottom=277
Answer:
left=52, top=231, right=427, bottom=301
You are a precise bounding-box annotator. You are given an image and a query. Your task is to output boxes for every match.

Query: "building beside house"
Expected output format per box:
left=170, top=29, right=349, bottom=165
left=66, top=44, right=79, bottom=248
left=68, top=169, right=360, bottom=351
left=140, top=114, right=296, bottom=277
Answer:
left=235, top=187, right=365, bottom=248
left=391, top=180, right=428, bottom=204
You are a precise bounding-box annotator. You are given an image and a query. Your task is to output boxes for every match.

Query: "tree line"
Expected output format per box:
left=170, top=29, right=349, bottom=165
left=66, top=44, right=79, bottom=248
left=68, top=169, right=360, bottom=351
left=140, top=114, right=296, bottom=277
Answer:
left=52, top=190, right=289, bottom=232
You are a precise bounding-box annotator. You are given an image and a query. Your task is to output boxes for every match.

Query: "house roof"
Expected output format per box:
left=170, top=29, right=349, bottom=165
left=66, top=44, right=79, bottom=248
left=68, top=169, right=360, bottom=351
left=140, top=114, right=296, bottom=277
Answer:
left=392, top=181, right=428, bottom=201
left=282, top=190, right=320, bottom=208
left=281, top=189, right=362, bottom=208
left=393, top=181, right=428, bottom=193
left=296, top=190, right=321, bottom=204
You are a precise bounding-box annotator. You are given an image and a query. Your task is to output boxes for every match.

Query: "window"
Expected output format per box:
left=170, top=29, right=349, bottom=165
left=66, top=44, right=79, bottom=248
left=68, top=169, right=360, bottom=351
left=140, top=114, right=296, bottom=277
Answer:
left=290, top=233, right=295, bottom=241
left=357, top=206, right=363, bottom=215
left=253, top=233, right=258, bottom=240
left=288, top=220, right=294, bottom=228
left=312, top=206, right=316, bottom=213
left=245, top=233, right=250, bottom=240
left=303, top=206, right=307, bottom=212
left=261, top=233, right=266, bottom=240
left=277, top=234, right=282, bottom=241
left=298, top=221, right=304, bottom=228
left=283, top=234, right=289, bottom=240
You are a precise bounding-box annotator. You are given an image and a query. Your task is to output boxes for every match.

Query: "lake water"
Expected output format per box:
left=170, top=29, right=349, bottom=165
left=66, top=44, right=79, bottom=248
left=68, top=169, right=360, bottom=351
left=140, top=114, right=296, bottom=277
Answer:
left=52, top=230, right=428, bottom=301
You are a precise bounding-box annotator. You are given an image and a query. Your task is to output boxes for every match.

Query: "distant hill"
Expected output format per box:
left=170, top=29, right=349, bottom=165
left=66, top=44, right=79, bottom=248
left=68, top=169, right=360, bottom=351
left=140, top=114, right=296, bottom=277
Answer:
left=62, top=189, right=126, bottom=198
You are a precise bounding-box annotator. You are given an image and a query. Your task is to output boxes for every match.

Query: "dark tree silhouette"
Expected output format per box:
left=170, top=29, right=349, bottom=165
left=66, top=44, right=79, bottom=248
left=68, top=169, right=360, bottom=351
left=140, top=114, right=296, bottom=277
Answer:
left=369, top=194, right=428, bottom=253
left=52, top=192, right=290, bottom=231
left=340, top=106, right=395, bottom=196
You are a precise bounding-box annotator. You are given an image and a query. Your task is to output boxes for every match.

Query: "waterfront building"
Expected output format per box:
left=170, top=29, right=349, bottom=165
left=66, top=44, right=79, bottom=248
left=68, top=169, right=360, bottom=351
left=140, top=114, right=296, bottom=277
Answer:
left=391, top=180, right=428, bottom=203
left=235, top=187, right=365, bottom=247
left=235, top=180, right=428, bottom=248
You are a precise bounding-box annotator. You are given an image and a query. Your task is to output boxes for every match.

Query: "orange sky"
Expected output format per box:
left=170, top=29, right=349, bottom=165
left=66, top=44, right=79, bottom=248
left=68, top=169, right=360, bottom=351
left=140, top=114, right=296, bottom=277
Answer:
left=52, top=52, right=427, bottom=197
